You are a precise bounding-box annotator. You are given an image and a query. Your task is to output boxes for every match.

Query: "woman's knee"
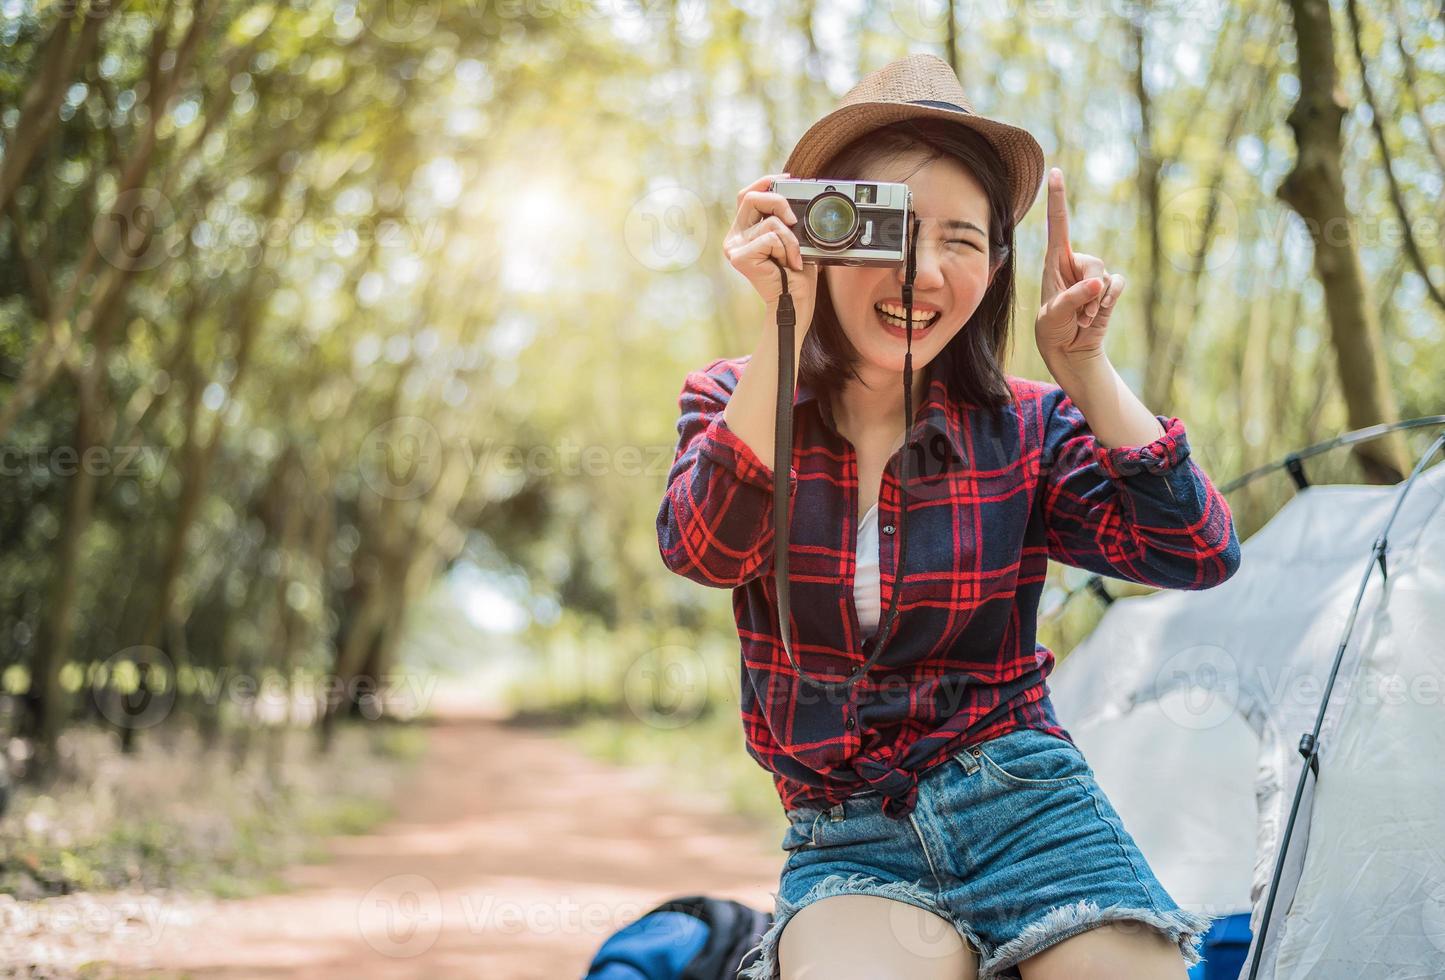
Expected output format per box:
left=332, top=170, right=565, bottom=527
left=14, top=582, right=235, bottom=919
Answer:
left=777, top=893, right=978, bottom=980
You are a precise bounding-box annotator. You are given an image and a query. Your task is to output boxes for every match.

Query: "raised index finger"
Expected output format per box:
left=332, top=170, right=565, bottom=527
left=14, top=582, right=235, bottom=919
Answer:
left=1046, top=167, right=1081, bottom=280
left=1046, top=168, right=1071, bottom=257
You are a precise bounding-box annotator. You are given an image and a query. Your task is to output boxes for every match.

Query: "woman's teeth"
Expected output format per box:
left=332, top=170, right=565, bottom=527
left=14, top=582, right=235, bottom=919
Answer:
left=874, top=303, right=939, bottom=328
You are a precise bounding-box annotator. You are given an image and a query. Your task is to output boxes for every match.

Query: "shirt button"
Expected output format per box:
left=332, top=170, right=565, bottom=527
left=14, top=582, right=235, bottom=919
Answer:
left=882, top=524, right=896, bottom=535
left=845, top=717, right=856, bottom=730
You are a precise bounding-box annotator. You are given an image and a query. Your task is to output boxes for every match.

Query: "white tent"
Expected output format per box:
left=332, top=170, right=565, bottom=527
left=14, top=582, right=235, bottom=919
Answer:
left=1047, top=461, right=1445, bottom=978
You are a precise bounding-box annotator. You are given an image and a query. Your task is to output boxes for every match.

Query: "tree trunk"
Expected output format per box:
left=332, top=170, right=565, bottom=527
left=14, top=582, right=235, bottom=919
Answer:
left=319, top=565, right=386, bottom=750
left=22, top=381, right=100, bottom=774
left=945, top=4, right=959, bottom=82
left=1278, top=0, right=1409, bottom=483
left=1130, top=14, right=1166, bottom=411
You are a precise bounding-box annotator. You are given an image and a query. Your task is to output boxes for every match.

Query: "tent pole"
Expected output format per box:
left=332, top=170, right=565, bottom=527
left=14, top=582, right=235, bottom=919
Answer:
left=1243, top=430, right=1445, bottom=980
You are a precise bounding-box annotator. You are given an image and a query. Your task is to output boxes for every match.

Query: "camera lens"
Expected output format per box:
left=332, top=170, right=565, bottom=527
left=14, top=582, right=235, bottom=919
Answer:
left=805, top=193, right=858, bottom=248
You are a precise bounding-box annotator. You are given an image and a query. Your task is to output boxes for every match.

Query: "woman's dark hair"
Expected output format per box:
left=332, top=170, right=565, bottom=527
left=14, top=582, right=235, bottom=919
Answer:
left=799, top=118, right=1020, bottom=412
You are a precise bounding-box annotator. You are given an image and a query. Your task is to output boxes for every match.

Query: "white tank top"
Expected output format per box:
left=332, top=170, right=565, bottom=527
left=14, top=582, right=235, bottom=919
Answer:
left=855, top=501, right=882, bottom=634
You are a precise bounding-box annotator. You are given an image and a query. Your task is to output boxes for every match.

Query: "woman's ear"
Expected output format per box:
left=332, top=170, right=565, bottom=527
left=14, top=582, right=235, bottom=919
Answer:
left=987, top=245, right=1010, bottom=287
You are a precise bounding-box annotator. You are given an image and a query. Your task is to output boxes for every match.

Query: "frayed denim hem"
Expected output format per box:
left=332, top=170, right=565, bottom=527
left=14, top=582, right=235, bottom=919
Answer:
left=735, top=872, right=987, bottom=980
left=976, top=899, right=1215, bottom=979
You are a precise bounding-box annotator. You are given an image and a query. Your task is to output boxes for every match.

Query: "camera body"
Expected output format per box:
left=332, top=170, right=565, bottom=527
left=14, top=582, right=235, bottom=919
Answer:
left=769, top=178, right=913, bottom=267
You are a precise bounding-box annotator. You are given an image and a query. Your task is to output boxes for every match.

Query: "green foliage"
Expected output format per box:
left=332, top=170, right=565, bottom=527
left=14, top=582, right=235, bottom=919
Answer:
left=0, top=721, right=412, bottom=901
left=0, top=0, right=1440, bottom=843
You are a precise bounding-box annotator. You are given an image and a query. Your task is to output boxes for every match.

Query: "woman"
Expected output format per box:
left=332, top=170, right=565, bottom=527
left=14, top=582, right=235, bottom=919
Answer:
left=656, top=54, right=1241, bottom=980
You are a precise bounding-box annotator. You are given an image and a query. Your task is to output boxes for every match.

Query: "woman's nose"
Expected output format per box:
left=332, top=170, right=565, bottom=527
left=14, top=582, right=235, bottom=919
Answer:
left=896, top=239, right=945, bottom=292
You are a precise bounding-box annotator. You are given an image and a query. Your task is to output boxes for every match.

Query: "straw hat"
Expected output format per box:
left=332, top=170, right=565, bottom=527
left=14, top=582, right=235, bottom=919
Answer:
left=782, top=53, right=1046, bottom=228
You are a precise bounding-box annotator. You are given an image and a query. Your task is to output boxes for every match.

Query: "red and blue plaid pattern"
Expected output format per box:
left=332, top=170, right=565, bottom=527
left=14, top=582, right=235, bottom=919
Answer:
left=657, top=351, right=1241, bottom=819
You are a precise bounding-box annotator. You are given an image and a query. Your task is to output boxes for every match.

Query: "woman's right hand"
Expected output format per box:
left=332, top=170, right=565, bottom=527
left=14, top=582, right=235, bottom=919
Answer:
left=724, top=173, right=820, bottom=333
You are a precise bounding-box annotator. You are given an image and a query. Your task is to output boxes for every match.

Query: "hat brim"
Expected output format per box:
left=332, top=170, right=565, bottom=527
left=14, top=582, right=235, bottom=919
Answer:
left=782, top=102, right=1045, bottom=228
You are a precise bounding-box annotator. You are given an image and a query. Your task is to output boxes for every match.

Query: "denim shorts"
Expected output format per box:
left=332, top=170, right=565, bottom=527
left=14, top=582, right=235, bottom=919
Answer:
left=737, top=728, right=1213, bottom=980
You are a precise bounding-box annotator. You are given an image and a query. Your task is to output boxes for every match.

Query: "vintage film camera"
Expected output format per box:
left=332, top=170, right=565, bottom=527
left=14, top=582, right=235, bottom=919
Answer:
left=768, top=178, right=914, bottom=267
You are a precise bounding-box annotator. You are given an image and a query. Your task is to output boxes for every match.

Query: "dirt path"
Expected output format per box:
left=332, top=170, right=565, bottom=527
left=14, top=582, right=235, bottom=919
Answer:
left=15, top=717, right=785, bottom=978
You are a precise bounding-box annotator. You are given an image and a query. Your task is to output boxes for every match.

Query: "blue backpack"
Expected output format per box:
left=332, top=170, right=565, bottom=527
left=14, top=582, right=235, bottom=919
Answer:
left=582, top=894, right=772, bottom=980
left=1187, top=911, right=1253, bottom=980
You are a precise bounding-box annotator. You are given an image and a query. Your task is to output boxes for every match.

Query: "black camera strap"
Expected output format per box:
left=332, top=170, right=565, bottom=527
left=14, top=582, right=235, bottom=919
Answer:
left=770, top=214, right=921, bottom=695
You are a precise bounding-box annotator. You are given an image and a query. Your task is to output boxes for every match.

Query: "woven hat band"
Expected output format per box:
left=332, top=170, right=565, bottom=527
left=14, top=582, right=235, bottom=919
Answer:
left=906, top=99, right=972, bottom=114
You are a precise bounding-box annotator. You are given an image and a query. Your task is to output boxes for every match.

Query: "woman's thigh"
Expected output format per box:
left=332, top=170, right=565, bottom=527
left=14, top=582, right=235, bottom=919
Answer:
left=1018, top=919, right=1188, bottom=980
left=778, top=893, right=978, bottom=980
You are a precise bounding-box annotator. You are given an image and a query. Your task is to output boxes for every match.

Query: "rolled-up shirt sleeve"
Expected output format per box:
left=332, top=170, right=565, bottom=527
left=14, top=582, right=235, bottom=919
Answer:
left=1038, top=385, right=1241, bottom=590
left=656, top=360, right=798, bottom=588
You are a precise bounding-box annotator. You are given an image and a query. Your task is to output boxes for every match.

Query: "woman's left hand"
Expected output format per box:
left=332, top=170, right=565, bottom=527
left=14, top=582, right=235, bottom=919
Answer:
left=1035, top=167, right=1125, bottom=371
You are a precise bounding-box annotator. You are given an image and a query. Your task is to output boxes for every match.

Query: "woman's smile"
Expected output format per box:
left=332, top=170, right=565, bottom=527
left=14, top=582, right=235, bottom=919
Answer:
left=872, top=302, right=941, bottom=339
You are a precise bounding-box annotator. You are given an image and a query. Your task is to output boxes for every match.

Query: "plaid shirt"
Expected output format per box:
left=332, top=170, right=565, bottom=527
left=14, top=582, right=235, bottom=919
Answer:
left=657, top=349, right=1241, bottom=820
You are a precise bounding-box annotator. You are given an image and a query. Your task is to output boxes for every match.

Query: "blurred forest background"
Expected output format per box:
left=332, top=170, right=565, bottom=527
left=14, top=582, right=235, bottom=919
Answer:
left=0, top=0, right=1443, bottom=899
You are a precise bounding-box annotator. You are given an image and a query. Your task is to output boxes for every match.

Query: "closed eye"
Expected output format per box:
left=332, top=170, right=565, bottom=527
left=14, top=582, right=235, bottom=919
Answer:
left=946, top=239, right=983, bottom=251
